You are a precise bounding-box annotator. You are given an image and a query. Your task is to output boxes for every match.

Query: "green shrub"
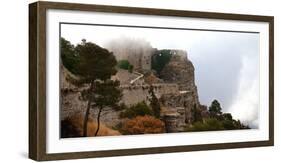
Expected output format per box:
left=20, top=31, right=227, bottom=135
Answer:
left=118, top=60, right=133, bottom=72
left=128, top=64, right=134, bottom=73
left=222, top=119, right=236, bottom=130
left=185, top=117, right=250, bottom=132
left=185, top=118, right=224, bottom=132
left=151, top=50, right=172, bottom=74
left=119, top=102, right=153, bottom=119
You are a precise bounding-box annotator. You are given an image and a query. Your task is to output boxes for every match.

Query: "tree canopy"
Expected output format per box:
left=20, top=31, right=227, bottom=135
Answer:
left=208, top=99, right=222, bottom=118
left=75, top=40, right=117, bottom=82
left=151, top=50, right=173, bottom=74
left=61, top=37, right=79, bottom=74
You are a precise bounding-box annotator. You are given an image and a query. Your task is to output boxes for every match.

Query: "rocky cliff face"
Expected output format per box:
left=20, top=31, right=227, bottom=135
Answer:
left=158, top=50, right=207, bottom=131
left=160, top=50, right=200, bottom=106
left=60, top=48, right=207, bottom=132
left=160, top=50, right=196, bottom=91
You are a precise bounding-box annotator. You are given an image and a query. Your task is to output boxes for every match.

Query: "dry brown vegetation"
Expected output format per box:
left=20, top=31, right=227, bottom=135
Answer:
left=121, top=115, right=165, bottom=135
left=144, top=73, right=162, bottom=85
left=61, top=114, right=120, bottom=138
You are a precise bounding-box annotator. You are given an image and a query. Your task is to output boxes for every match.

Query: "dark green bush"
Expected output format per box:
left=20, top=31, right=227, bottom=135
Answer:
left=128, top=64, right=134, bottom=73
left=185, top=118, right=224, bottom=132
left=117, top=60, right=133, bottom=72
left=151, top=50, right=172, bottom=74
left=222, top=119, right=236, bottom=130
left=119, top=102, right=153, bottom=119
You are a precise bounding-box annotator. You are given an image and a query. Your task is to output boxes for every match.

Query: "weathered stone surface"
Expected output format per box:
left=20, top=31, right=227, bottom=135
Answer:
left=111, top=69, right=144, bottom=85
left=164, top=113, right=180, bottom=133
left=160, top=90, right=200, bottom=124
left=90, top=107, right=122, bottom=127
left=199, top=104, right=210, bottom=119
left=162, top=106, right=186, bottom=132
left=160, top=50, right=197, bottom=91
left=61, top=83, right=180, bottom=127
left=121, top=83, right=179, bottom=106
left=60, top=90, right=86, bottom=120
left=61, top=89, right=122, bottom=127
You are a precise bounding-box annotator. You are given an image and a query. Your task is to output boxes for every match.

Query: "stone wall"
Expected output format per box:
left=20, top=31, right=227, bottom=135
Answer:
left=61, top=88, right=123, bottom=127
left=160, top=91, right=200, bottom=130
left=162, top=107, right=186, bottom=132
left=61, top=83, right=180, bottom=127
left=121, top=83, right=179, bottom=106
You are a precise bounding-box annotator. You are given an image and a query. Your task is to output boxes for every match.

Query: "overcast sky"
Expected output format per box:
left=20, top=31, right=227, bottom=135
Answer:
left=61, top=24, right=260, bottom=128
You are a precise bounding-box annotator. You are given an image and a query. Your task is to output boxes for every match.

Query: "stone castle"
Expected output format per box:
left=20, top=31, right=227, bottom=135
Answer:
left=105, top=37, right=154, bottom=70
left=61, top=42, right=208, bottom=133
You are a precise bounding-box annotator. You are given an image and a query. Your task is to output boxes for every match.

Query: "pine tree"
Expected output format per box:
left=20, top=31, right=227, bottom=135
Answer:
left=91, top=80, right=122, bottom=136
left=208, top=99, right=222, bottom=118
left=72, top=39, right=122, bottom=136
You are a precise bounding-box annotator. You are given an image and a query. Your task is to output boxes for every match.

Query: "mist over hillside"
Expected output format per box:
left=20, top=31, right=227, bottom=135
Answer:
left=61, top=23, right=259, bottom=128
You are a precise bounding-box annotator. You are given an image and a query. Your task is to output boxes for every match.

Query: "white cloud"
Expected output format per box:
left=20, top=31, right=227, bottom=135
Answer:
left=227, top=55, right=259, bottom=128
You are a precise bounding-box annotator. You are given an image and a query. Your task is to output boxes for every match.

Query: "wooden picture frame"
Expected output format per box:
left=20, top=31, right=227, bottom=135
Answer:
left=29, top=1, right=274, bottom=161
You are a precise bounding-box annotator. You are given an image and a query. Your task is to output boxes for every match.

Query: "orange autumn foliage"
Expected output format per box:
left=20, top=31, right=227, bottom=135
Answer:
left=121, top=115, right=165, bottom=135
left=61, top=114, right=120, bottom=138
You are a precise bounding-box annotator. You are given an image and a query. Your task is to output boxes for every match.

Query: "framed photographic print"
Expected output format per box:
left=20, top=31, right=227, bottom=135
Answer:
left=29, top=1, right=274, bottom=161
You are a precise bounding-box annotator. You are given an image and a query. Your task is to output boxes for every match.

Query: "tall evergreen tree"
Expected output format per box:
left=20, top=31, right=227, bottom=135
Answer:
left=208, top=99, right=222, bottom=118
left=73, top=39, right=122, bottom=136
